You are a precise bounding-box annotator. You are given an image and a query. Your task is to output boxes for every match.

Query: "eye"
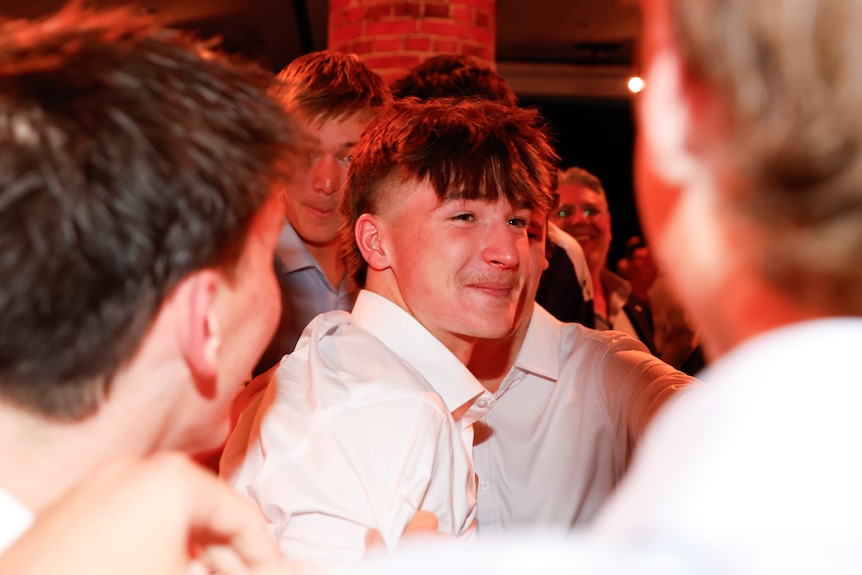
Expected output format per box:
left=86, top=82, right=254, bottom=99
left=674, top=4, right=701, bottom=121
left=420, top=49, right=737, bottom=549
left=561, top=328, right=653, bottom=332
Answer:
left=507, top=217, right=527, bottom=229
left=451, top=213, right=476, bottom=222
left=554, top=204, right=573, bottom=219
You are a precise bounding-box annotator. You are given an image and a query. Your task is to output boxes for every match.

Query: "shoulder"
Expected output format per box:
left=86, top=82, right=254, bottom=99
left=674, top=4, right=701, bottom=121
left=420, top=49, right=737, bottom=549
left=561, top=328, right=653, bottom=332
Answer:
left=558, top=320, right=650, bottom=356
left=274, top=311, right=449, bottom=411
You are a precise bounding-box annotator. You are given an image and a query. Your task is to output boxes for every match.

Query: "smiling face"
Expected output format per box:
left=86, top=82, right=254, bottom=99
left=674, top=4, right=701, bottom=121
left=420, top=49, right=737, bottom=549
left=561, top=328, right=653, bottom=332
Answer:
left=369, top=179, right=533, bottom=360
left=280, top=111, right=370, bottom=247
left=552, top=182, right=612, bottom=276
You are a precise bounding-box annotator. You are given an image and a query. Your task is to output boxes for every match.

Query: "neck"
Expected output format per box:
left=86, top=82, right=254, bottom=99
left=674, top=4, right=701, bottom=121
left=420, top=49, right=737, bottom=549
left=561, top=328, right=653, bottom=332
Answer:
left=0, top=343, right=192, bottom=513
left=694, top=272, right=820, bottom=361
left=0, top=399, right=146, bottom=513
left=365, top=273, right=476, bottom=364
left=305, top=240, right=344, bottom=287
left=469, top=306, right=533, bottom=394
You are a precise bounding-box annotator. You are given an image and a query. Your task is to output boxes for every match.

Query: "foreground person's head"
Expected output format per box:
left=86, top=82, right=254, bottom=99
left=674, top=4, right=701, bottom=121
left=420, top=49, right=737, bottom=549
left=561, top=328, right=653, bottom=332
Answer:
left=636, top=0, right=862, bottom=356
left=0, top=4, right=298, bottom=453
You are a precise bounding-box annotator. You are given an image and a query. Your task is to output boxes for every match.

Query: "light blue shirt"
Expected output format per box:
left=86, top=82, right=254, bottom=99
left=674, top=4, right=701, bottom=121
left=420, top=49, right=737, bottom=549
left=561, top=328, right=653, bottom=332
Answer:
left=256, top=223, right=357, bottom=373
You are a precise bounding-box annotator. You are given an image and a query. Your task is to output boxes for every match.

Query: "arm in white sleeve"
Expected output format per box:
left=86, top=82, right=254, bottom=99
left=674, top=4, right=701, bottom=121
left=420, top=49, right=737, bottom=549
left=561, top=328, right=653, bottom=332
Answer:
left=250, top=395, right=475, bottom=568
left=592, top=332, right=698, bottom=461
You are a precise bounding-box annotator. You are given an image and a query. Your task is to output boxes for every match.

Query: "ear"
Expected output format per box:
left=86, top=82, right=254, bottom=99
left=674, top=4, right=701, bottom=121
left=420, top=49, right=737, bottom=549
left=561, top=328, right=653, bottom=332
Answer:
left=639, top=50, right=699, bottom=186
left=355, top=213, right=393, bottom=273
left=177, top=270, right=221, bottom=392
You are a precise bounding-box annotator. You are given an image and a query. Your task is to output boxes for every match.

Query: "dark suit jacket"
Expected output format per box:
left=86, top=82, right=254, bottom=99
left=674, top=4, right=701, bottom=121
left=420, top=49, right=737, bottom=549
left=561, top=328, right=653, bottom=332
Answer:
left=536, top=244, right=595, bottom=328
left=625, top=294, right=706, bottom=376
left=623, top=293, right=658, bottom=356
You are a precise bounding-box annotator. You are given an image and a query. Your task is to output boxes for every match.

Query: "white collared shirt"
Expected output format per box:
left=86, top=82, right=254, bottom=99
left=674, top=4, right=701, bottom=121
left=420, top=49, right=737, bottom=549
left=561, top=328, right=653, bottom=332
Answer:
left=221, top=290, right=493, bottom=567
left=473, top=304, right=695, bottom=534
left=0, top=487, right=32, bottom=553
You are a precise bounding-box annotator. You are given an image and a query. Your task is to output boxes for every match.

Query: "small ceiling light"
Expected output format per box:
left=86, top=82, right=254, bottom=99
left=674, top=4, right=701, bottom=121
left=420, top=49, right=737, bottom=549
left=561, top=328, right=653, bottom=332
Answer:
left=627, top=76, right=645, bottom=94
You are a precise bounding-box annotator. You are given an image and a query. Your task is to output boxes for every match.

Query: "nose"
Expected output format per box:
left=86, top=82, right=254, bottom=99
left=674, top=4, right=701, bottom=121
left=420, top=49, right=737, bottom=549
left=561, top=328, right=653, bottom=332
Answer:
left=311, top=154, right=341, bottom=195
left=565, top=208, right=590, bottom=225
left=482, top=220, right=521, bottom=269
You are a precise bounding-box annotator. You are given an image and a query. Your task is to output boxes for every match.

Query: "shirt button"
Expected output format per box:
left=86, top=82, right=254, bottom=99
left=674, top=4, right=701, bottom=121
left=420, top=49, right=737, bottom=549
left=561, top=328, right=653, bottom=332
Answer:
left=479, top=480, right=491, bottom=492
left=476, top=398, right=488, bottom=408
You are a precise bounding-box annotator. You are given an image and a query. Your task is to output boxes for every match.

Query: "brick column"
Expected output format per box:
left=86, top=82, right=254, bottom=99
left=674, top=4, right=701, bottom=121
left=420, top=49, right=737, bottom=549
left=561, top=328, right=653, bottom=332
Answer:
left=328, top=0, right=496, bottom=84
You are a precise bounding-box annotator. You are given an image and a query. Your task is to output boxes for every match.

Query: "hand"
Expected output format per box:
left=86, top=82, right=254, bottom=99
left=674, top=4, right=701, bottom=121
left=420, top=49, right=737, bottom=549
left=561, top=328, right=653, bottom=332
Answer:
left=0, top=452, right=295, bottom=575
left=364, top=510, right=440, bottom=551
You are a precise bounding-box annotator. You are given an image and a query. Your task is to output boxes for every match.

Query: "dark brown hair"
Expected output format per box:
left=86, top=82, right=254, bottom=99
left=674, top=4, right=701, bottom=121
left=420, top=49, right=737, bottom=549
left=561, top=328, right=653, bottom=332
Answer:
left=390, top=53, right=518, bottom=106
left=0, top=4, right=298, bottom=419
left=271, top=50, right=391, bottom=124
left=341, top=97, right=559, bottom=287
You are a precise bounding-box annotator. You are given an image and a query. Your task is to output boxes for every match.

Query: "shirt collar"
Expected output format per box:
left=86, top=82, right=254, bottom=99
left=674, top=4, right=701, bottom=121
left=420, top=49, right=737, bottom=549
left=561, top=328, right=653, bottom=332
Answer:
left=350, top=290, right=486, bottom=415
left=510, top=303, right=562, bottom=382
left=275, top=222, right=319, bottom=273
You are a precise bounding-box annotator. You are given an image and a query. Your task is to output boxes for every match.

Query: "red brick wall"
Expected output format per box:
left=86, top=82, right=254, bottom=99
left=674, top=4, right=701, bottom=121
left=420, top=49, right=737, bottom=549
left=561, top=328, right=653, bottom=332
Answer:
left=329, top=0, right=496, bottom=84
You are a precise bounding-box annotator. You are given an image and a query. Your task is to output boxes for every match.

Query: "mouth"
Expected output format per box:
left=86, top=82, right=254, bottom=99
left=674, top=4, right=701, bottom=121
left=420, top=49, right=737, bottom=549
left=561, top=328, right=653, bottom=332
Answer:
left=571, top=229, right=597, bottom=244
left=306, top=205, right=338, bottom=219
left=466, top=281, right=519, bottom=299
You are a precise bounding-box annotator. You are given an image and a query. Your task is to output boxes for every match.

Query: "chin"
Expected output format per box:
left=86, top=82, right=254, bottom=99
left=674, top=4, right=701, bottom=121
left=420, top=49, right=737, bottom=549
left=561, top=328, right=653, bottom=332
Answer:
left=470, top=319, right=516, bottom=340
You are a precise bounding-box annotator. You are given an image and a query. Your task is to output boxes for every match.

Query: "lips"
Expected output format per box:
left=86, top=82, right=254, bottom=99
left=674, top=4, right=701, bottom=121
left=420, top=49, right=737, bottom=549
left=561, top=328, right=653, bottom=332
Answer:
left=466, top=280, right=520, bottom=299
left=306, top=204, right=338, bottom=219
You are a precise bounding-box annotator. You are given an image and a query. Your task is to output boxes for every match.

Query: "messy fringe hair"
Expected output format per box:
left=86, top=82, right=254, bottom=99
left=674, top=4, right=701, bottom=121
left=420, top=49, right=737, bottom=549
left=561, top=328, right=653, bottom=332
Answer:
left=341, top=98, right=559, bottom=287
left=0, top=4, right=299, bottom=419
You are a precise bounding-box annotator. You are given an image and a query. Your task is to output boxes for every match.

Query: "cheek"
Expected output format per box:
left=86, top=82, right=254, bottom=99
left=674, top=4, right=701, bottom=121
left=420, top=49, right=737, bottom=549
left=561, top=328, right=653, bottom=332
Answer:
left=282, top=177, right=311, bottom=209
left=598, top=220, right=613, bottom=239
left=526, top=244, right=547, bottom=294
left=518, top=235, right=533, bottom=268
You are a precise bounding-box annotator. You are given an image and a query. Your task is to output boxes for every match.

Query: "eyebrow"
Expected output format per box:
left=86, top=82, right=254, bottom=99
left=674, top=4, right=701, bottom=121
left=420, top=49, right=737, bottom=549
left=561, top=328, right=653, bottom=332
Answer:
left=311, top=141, right=357, bottom=152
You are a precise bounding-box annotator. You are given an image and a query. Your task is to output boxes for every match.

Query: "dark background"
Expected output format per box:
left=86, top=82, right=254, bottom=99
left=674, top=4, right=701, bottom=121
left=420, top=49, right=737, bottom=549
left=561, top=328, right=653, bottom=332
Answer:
left=522, top=96, right=639, bottom=267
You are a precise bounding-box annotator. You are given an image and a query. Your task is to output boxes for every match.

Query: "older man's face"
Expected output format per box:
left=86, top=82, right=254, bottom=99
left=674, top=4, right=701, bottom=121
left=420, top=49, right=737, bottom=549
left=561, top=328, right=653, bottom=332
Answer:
left=551, top=183, right=612, bottom=275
